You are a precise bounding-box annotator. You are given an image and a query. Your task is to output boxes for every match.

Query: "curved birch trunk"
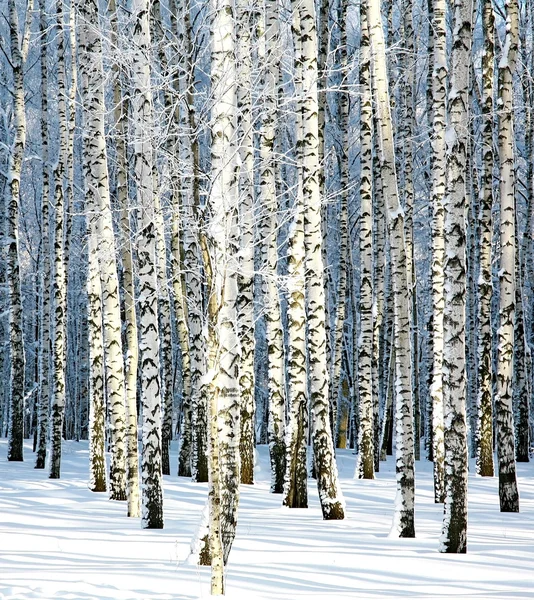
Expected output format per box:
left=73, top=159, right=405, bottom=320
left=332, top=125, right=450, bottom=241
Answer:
left=496, top=0, right=520, bottom=513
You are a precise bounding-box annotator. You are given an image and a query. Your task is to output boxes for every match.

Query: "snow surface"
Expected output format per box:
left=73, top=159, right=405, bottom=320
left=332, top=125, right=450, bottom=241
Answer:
left=0, top=439, right=533, bottom=599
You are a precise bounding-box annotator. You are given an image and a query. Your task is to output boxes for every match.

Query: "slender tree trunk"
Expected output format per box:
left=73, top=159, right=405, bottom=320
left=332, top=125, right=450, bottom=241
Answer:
left=130, top=0, right=164, bottom=528
left=476, top=0, right=495, bottom=478
left=368, top=0, right=414, bottom=538
left=87, top=233, right=107, bottom=492
left=48, top=0, right=68, bottom=481
left=496, top=0, right=520, bottom=513
left=108, top=0, right=140, bottom=517
left=357, top=0, right=375, bottom=480
left=295, top=0, right=345, bottom=520
left=35, top=0, right=51, bottom=470
left=6, top=0, right=32, bottom=463
left=236, top=0, right=256, bottom=485
left=259, top=0, right=286, bottom=494
left=439, top=0, right=471, bottom=554
left=77, top=0, right=127, bottom=501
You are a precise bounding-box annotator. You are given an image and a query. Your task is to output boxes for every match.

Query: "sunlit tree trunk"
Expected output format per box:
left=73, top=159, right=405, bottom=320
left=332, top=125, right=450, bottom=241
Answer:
left=130, top=0, right=164, bottom=528
left=108, top=0, right=140, bottom=517
left=429, top=0, right=446, bottom=503
left=439, top=0, right=471, bottom=553
left=77, top=0, right=127, bottom=501
left=259, top=0, right=286, bottom=494
left=236, top=0, right=256, bottom=485
left=368, top=0, right=414, bottom=537
left=496, top=0, right=520, bottom=513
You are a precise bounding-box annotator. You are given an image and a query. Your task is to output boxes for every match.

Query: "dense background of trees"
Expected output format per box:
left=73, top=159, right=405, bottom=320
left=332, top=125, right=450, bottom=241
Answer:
left=0, top=0, right=532, bottom=593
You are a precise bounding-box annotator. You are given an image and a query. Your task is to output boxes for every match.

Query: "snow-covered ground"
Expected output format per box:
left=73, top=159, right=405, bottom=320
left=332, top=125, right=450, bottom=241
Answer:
left=0, top=439, right=533, bottom=599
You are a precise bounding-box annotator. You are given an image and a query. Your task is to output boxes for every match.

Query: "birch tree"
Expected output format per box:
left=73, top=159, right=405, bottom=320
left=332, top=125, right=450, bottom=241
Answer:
left=368, top=0, right=415, bottom=537
left=77, top=0, right=127, bottom=500
left=476, top=0, right=495, bottom=478
left=35, top=0, right=51, bottom=470
left=496, top=0, right=520, bottom=513
left=429, top=0, right=446, bottom=501
left=439, top=0, right=471, bottom=554
left=48, top=0, right=69, bottom=480
left=357, top=0, right=375, bottom=480
left=206, top=0, right=241, bottom=589
left=5, top=0, right=33, bottom=463
left=259, top=0, right=286, bottom=494
left=130, top=0, right=164, bottom=528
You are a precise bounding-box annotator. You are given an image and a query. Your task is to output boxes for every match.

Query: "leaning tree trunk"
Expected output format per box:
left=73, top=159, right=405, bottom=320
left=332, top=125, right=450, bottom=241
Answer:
left=496, top=0, right=520, bottom=513
left=439, top=0, right=471, bottom=554
left=368, top=0, right=414, bottom=538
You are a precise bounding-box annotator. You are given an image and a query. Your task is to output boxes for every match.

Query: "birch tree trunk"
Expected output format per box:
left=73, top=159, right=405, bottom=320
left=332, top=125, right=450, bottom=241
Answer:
left=496, top=0, right=520, bottom=513
left=35, top=0, right=51, bottom=470
left=207, top=0, right=241, bottom=589
left=87, top=233, right=107, bottom=493
left=429, top=0, right=446, bottom=502
left=48, top=0, right=68, bottom=481
left=236, top=0, right=256, bottom=485
left=77, top=0, right=127, bottom=501
left=476, top=0, right=495, bottom=478
left=6, top=0, right=32, bottom=463
left=282, top=6, right=309, bottom=511
left=439, top=0, right=471, bottom=553
left=108, top=0, right=140, bottom=517
left=357, top=0, right=375, bottom=480
left=130, top=0, right=164, bottom=528
left=368, top=0, right=414, bottom=537
left=296, top=0, right=345, bottom=520
left=260, top=0, right=286, bottom=494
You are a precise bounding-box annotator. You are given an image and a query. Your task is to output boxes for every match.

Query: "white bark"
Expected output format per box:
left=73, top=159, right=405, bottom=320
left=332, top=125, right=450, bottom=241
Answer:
left=368, top=0, right=414, bottom=538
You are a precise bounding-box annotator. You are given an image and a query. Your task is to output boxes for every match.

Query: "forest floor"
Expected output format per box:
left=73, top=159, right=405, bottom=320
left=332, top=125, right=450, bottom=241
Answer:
left=0, top=439, right=533, bottom=599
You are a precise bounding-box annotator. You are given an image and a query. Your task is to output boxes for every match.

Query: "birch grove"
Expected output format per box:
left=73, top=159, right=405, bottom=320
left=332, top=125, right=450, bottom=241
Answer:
left=1, top=0, right=534, bottom=592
